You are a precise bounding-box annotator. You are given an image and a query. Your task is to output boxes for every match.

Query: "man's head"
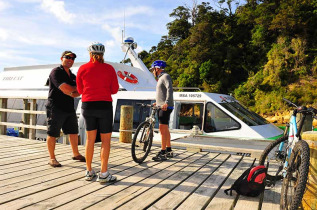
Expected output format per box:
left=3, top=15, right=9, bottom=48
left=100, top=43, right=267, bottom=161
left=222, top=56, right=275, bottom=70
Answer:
left=150, top=60, right=166, bottom=78
left=61, top=51, right=76, bottom=69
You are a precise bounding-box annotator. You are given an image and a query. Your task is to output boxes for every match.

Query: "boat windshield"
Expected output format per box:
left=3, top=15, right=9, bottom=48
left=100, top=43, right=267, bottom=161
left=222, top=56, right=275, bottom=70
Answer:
left=219, top=101, right=269, bottom=126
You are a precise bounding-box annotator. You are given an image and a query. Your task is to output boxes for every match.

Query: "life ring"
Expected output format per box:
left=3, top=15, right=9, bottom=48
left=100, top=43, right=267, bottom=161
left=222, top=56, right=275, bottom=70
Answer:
left=117, top=71, right=138, bottom=84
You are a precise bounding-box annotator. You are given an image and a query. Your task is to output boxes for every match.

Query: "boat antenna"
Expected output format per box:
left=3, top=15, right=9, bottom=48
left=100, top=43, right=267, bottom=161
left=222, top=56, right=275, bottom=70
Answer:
left=122, top=9, right=125, bottom=43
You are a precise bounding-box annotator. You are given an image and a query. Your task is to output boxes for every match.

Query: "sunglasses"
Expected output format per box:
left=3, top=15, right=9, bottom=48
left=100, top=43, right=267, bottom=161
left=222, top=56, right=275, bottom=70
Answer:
left=63, top=55, right=75, bottom=60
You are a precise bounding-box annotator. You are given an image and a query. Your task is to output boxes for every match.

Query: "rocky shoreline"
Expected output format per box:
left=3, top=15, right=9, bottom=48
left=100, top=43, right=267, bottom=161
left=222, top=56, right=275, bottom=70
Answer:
left=264, top=111, right=317, bottom=127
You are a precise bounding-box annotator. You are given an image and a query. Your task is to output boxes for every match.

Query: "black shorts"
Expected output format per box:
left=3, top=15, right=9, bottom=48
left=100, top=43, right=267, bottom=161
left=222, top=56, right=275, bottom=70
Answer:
left=46, top=106, right=78, bottom=137
left=157, top=108, right=173, bottom=125
left=82, top=108, right=113, bottom=133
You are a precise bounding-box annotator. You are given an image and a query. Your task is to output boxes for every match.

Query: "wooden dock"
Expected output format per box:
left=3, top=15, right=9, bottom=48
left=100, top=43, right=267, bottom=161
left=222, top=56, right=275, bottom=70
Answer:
left=0, top=135, right=281, bottom=210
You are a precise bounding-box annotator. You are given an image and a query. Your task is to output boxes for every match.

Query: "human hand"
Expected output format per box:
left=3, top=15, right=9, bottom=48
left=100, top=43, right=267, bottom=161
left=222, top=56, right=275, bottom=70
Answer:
left=162, top=103, right=168, bottom=111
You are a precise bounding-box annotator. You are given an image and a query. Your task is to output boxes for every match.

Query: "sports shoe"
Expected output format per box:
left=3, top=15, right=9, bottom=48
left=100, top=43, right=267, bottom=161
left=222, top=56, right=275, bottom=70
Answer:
left=166, top=151, right=173, bottom=158
left=85, top=170, right=96, bottom=181
left=152, top=151, right=167, bottom=161
left=97, top=171, right=117, bottom=183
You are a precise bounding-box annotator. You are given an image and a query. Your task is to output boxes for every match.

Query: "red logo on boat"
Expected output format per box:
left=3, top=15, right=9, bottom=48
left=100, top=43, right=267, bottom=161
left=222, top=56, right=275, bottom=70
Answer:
left=117, top=71, right=138, bottom=84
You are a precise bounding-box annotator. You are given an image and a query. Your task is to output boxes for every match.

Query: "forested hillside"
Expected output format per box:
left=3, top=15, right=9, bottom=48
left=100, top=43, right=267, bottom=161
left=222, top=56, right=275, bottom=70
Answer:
left=131, top=0, right=317, bottom=115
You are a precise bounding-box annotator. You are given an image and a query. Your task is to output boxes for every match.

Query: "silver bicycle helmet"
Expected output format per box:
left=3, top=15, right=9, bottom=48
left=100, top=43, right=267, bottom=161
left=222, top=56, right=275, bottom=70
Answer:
left=87, top=42, right=105, bottom=53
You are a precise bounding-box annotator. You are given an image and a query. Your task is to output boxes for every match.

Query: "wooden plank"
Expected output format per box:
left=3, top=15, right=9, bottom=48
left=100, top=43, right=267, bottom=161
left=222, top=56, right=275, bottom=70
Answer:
left=0, top=98, right=7, bottom=135
left=29, top=149, right=186, bottom=209
left=116, top=152, right=220, bottom=210
left=170, top=141, right=263, bottom=158
left=175, top=155, right=242, bottom=209
left=205, top=156, right=255, bottom=209
left=0, top=144, right=125, bottom=175
left=17, top=148, right=181, bottom=210
left=83, top=152, right=212, bottom=210
left=0, top=141, right=145, bottom=206
left=0, top=108, right=46, bottom=114
left=149, top=153, right=232, bottom=209
left=0, top=96, right=47, bottom=99
left=29, top=99, right=37, bottom=139
left=261, top=160, right=282, bottom=209
left=0, top=135, right=280, bottom=209
left=0, top=122, right=47, bottom=130
left=0, top=146, right=130, bottom=191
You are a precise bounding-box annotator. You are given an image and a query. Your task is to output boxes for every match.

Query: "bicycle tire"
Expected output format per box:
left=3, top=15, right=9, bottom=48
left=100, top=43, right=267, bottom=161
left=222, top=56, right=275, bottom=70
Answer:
left=280, top=140, right=310, bottom=210
left=259, top=135, right=288, bottom=182
left=131, top=121, right=153, bottom=164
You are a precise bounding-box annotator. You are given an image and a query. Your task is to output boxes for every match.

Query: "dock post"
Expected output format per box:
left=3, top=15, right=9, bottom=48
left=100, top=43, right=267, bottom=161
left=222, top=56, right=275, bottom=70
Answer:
left=119, top=105, right=133, bottom=143
left=22, top=99, right=30, bottom=138
left=29, top=99, right=37, bottom=139
left=0, top=98, right=7, bottom=135
left=302, top=131, right=317, bottom=210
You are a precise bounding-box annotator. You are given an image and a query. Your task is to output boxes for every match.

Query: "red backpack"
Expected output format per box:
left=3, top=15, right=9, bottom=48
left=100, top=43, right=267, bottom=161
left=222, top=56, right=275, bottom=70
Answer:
left=225, top=165, right=267, bottom=197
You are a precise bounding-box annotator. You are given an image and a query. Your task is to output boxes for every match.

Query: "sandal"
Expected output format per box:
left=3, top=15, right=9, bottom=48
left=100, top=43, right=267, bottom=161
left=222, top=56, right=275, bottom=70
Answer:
left=48, top=159, right=62, bottom=167
left=72, top=154, right=86, bottom=162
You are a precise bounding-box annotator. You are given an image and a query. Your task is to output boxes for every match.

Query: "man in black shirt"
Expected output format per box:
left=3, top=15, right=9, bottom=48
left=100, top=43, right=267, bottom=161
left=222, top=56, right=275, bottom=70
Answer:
left=46, top=51, right=85, bottom=167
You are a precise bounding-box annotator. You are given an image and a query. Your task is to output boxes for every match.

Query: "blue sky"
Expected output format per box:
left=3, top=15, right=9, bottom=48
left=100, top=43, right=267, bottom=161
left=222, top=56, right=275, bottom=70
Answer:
left=0, top=0, right=239, bottom=71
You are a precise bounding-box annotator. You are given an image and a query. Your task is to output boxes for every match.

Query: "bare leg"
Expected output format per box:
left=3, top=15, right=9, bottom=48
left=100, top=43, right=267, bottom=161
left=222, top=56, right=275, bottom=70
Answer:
left=159, top=124, right=170, bottom=150
left=85, top=130, right=97, bottom=171
left=100, top=133, right=112, bottom=173
left=47, top=135, right=57, bottom=159
left=68, top=134, right=80, bottom=157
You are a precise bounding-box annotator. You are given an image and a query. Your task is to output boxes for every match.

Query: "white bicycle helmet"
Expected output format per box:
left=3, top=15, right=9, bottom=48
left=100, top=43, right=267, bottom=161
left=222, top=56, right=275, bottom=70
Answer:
left=87, top=42, right=105, bottom=53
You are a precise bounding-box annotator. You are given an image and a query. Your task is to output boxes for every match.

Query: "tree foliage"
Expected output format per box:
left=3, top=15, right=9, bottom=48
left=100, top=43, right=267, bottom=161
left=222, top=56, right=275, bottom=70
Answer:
left=141, top=0, right=317, bottom=114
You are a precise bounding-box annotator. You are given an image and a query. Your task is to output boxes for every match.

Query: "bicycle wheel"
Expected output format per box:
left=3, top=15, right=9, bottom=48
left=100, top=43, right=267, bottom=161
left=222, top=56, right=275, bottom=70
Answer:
left=259, top=135, right=288, bottom=184
left=131, top=121, right=153, bottom=164
left=280, top=140, right=310, bottom=210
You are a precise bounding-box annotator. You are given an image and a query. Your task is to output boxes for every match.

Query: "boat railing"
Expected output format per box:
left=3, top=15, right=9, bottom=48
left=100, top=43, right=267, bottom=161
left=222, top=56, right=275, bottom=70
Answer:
left=0, top=97, right=48, bottom=140
left=0, top=97, right=79, bottom=144
left=0, top=97, right=46, bottom=139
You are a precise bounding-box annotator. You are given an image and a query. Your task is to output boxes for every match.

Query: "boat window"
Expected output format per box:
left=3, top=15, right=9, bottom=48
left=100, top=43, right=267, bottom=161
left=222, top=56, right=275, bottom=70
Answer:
left=174, top=102, right=204, bottom=130
left=113, top=99, right=156, bottom=131
left=204, top=102, right=240, bottom=133
left=219, top=101, right=268, bottom=126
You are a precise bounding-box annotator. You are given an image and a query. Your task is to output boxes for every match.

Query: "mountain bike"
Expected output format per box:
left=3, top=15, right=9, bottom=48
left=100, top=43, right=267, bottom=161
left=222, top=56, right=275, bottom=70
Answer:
left=131, top=103, right=158, bottom=163
left=259, top=98, right=316, bottom=210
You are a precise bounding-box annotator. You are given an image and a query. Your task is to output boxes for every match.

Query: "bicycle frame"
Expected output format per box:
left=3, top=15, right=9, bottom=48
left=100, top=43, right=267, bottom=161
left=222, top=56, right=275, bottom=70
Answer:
left=146, top=107, right=157, bottom=127
left=279, top=110, right=309, bottom=177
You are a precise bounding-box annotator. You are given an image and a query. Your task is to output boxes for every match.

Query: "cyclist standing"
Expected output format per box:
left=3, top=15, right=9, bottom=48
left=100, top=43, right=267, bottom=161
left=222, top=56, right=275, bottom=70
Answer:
left=77, top=42, right=119, bottom=182
left=150, top=60, right=174, bottom=161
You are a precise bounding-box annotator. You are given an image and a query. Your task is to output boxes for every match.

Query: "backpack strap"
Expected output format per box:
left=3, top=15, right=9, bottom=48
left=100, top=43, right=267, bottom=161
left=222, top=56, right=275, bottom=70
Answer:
left=224, top=188, right=233, bottom=196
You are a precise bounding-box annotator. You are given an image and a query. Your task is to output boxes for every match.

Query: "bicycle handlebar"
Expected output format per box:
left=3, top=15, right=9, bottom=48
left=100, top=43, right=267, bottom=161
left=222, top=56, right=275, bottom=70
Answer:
left=283, top=98, right=317, bottom=117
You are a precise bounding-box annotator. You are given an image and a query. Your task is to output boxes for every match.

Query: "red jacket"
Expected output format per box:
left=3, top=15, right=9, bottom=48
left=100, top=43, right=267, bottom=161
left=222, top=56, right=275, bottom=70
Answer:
left=77, top=59, right=119, bottom=102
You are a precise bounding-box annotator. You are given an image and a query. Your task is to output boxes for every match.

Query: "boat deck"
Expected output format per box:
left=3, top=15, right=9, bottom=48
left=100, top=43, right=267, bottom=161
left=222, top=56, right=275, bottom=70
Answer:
left=0, top=135, right=281, bottom=209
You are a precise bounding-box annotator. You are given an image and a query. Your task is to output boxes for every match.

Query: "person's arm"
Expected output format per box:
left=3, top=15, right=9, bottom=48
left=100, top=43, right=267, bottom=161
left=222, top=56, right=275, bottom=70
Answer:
left=50, top=69, right=77, bottom=97
left=110, top=66, right=119, bottom=94
left=59, top=84, right=78, bottom=97
left=164, top=75, right=173, bottom=105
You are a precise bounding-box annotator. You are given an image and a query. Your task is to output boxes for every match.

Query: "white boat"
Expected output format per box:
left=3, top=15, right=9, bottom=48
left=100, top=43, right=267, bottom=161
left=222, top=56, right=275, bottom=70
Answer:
left=0, top=37, right=283, bottom=143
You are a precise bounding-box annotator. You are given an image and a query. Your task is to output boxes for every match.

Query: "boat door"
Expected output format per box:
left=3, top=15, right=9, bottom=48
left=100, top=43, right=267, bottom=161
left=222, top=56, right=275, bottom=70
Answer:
left=171, top=101, right=205, bottom=131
